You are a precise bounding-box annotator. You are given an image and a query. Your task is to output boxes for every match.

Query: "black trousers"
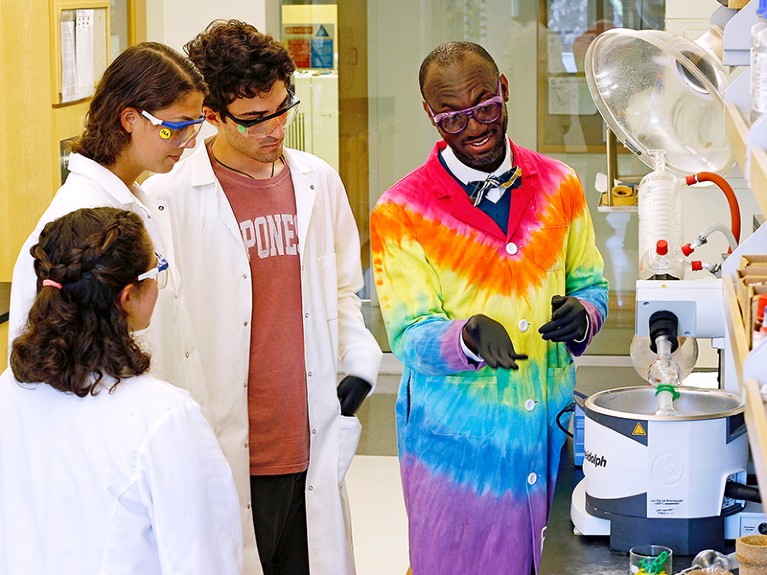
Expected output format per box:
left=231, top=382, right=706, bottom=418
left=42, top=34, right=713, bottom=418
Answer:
left=250, top=471, right=310, bottom=575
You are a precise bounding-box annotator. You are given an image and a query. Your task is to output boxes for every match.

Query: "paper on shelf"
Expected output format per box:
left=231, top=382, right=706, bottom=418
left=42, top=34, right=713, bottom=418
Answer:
left=60, top=11, right=77, bottom=103
left=75, top=9, right=95, bottom=101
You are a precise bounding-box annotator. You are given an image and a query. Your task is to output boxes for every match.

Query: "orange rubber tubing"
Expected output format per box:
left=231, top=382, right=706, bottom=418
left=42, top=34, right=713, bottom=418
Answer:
left=685, top=172, right=741, bottom=249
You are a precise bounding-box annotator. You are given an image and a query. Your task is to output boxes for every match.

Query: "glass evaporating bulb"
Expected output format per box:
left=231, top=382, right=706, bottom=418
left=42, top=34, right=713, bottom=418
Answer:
left=647, top=336, right=681, bottom=416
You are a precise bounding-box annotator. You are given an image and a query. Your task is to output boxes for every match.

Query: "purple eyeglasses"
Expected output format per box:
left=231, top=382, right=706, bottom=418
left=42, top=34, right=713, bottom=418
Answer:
left=426, top=79, right=504, bottom=134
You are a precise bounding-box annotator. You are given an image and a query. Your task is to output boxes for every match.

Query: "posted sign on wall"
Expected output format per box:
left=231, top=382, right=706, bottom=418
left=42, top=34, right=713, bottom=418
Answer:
left=283, top=24, right=335, bottom=70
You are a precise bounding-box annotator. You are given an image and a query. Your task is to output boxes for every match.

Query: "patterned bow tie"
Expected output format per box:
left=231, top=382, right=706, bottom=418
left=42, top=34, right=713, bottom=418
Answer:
left=467, top=165, right=522, bottom=206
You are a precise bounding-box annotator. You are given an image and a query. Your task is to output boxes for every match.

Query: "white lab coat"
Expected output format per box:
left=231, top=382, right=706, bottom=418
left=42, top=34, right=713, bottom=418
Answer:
left=143, top=140, right=382, bottom=575
left=0, top=369, right=242, bottom=575
left=7, top=153, right=211, bottom=423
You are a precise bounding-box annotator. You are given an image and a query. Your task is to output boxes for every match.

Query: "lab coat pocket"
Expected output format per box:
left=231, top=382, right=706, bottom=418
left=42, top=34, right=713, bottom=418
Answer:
left=547, top=357, right=575, bottom=385
left=546, top=361, right=576, bottom=417
left=338, top=415, right=362, bottom=484
left=422, top=374, right=499, bottom=438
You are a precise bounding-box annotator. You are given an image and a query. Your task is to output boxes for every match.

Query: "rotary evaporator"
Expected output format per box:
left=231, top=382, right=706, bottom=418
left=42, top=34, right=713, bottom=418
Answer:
left=569, top=28, right=764, bottom=555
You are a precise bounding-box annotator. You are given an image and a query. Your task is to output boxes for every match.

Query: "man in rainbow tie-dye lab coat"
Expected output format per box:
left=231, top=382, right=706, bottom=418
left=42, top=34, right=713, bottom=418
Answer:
left=370, top=41, right=608, bottom=575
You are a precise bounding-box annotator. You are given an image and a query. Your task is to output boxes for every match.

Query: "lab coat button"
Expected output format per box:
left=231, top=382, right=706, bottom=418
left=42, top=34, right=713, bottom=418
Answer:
left=158, top=205, right=164, bottom=211
left=506, top=242, right=518, bottom=255
left=518, top=319, right=529, bottom=332
left=244, top=321, right=248, bottom=327
left=243, top=274, right=248, bottom=279
left=527, top=472, right=538, bottom=485
left=185, top=352, right=190, bottom=358
left=312, top=428, right=317, bottom=434
left=308, top=371, right=312, bottom=377
left=525, top=399, right=536, bottom=411
left=244, top=442, right=248, bottom=449
left=308, top=485, right=313, bottom=491
left=305, top=313, right=309, bottom=318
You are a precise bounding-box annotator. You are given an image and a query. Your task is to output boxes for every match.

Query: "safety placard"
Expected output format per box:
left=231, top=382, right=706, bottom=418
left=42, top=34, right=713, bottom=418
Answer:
left=283, top=24, right=335, bottom=70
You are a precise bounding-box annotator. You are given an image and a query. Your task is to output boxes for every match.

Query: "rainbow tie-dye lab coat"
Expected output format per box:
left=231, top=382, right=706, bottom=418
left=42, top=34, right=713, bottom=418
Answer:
left=370, top=139, right=608, bottom=575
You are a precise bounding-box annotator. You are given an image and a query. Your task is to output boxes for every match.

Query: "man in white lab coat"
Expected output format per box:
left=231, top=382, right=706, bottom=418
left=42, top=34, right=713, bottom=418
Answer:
left=143, top=19, right=382, bottom=575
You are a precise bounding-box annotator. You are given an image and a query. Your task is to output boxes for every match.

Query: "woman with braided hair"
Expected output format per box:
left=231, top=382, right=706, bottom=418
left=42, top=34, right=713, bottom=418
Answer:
left=8, top=42, right=210, bottom=418
left=0, top=207, right=242, bottom=574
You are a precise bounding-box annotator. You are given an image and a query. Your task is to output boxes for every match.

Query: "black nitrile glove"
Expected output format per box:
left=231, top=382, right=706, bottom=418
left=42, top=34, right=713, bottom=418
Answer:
left=538, top=295, right=588, bottom=343
left=462, top=314, right=528, bottom=370
left=337, top=375, right=372, bottom=416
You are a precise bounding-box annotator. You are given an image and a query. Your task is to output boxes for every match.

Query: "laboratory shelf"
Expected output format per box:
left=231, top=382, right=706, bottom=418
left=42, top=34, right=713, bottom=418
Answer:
left=722, top=99, right=767, bottom=516
left=723, top=274, right=749, bottom=386
left=725, top=102, right=767, bottom=218
left=723, top=257, right=767, bottom=518
left=745, top=378, right=767, bottom=513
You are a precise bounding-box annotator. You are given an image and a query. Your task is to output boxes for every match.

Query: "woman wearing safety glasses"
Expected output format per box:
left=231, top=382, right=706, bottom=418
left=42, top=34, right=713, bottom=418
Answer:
left=8, top=43, right=209, bottom=414
left=1, top=207, right=242, bottom=574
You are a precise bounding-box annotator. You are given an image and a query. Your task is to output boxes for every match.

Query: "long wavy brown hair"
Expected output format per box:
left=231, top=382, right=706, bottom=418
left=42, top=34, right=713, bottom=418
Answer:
left=11, top=207, right=153, bottom=397
left=71, top=42, right=207, bottom=166
left=184, top=19, right=296, bottom=114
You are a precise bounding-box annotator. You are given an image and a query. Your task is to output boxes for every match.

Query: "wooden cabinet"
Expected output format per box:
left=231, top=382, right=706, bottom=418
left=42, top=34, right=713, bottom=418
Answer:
left=0, top=0, right=87, bottom=281
left=0, top=0, right=145, bottom=282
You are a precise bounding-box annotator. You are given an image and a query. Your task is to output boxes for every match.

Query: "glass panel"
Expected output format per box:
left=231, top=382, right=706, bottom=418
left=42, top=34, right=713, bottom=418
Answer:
left=281, top=2, right=340, bottom=173
left=540, top=0, right=665, bottom=153
left=540, top=0, right=664, bottom=354
left=110, top=0, right=129, bottom=61
left=281, top=0, right=373, bottom=300
left=280, top=0, right=665, bottom=356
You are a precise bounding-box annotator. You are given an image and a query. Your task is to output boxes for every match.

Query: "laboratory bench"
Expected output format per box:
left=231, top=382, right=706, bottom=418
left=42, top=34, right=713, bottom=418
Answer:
left=540, top=438, right=697, bottom=575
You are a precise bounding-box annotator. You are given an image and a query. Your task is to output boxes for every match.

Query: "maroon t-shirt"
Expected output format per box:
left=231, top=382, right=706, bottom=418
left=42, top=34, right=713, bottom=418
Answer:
left=209, top=145, right=309, bottom=475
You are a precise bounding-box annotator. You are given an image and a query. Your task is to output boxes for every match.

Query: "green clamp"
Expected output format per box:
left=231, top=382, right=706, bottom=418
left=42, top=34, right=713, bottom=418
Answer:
left=655, top=384, right=680, bottom=401
left=639, top=550, right=670, bottom=575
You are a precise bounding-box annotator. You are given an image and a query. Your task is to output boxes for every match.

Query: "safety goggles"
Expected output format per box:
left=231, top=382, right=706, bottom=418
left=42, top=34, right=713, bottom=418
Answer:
left=136, top=252, right=169, bottom=289
left=222, top=91, right=301, bottom=138
left=426, top=79, right=504, bottom=134
left=140, top=110, right=205, bottom=147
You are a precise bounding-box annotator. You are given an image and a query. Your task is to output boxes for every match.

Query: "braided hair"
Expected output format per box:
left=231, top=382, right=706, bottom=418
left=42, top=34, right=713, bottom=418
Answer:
left=11, top=207, right=153, bottom=396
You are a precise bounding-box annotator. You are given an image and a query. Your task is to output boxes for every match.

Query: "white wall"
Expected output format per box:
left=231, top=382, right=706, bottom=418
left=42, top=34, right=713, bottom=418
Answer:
left=145, top=0, right=272, bottom=53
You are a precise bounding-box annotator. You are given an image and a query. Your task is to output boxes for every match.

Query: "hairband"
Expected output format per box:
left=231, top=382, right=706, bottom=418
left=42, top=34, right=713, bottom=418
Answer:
left=42, top=279, right=63, bottom=289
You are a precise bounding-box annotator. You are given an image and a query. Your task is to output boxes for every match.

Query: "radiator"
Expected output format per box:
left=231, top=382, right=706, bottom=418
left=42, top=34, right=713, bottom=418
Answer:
left=285, top=112, right=306, bottom=151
